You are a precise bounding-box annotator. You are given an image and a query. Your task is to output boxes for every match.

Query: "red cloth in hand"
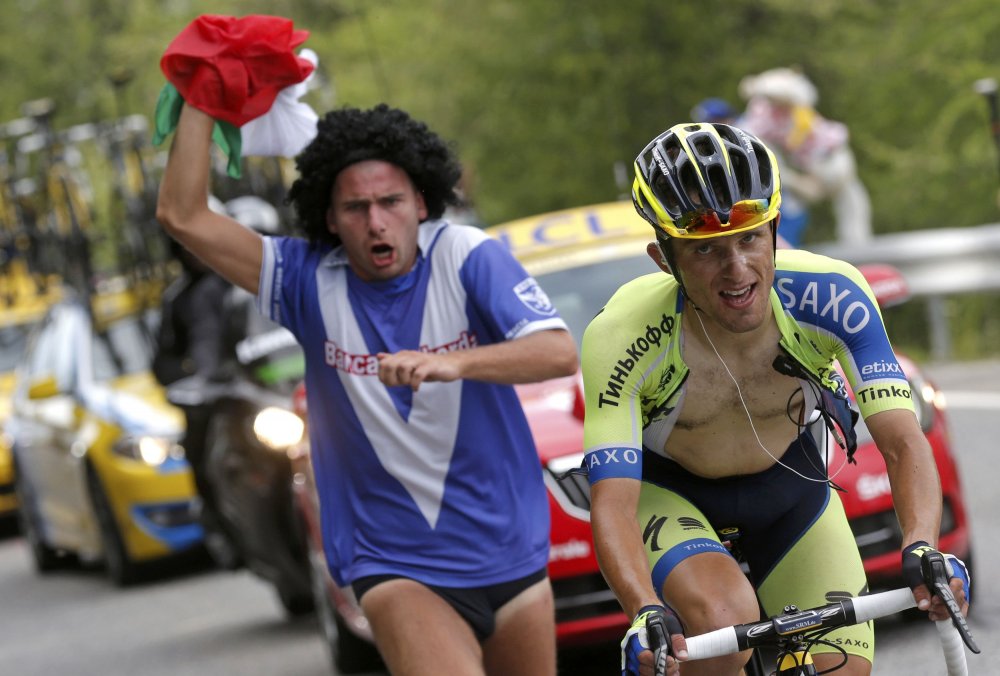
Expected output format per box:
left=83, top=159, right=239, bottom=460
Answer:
left=160, top=14, right=315, bottom=127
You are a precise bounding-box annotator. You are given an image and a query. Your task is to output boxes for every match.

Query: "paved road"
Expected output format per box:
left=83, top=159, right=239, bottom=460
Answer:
left=1, top=359, right=997, bottom=675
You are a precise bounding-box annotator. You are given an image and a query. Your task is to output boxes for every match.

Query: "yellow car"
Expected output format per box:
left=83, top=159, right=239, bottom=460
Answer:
left=0, top=264, right=62, bottom=520
left=7, top=288, right=203, bottom=585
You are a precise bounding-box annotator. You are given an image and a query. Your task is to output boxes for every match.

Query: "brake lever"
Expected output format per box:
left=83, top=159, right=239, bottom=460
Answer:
left=920, top=551, right=981, bottom=654
left=646, top=612, right=671, bottom=676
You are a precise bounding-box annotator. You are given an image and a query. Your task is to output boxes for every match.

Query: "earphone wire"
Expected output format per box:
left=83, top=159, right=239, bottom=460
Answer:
left=693, top=309, right=847, bottom=483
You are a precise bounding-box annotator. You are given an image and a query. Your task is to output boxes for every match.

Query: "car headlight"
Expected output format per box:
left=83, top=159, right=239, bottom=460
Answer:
left=112, top=436, right=183, bottom=466
left=253, top=406, right=305, bottom=452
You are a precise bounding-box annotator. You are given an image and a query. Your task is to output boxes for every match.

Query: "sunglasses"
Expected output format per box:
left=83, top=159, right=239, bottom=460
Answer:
left=673, top=198, right=772, bottom=236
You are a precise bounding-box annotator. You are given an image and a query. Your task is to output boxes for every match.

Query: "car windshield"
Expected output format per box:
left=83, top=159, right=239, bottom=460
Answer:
left=533, top=253, right=661, bottom=345
left=92, top=314, right=155, bottom=382
left=0, top=323, right=34, bottom=373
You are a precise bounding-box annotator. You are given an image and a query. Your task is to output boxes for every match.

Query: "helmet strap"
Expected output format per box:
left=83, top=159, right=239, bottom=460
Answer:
left=657, top=237, right=693, bottom=305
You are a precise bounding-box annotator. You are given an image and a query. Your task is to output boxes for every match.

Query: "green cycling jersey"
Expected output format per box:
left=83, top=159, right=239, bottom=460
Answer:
left=581, top=248, right=914, bottom=483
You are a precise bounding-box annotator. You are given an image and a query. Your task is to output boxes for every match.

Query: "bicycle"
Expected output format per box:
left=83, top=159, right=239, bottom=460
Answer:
left=670, top=550, right=979, bottom=675
left=0, top=115, right=49, bottom=301
left=18, top=98, right=100, bottom=297
left=96, top=112, right=171, bottom=306
left=102, top=67, right=173, bottom=300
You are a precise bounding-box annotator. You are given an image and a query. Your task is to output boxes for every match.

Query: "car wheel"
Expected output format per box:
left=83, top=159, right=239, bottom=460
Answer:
left=333, top=609, right=385, bottom=674
left=87, top=468, right=139, bottom=587
left=13, top=463, right=62, bottom=572
left=310, top=553, right=383, bottom=674
left=276, top=583, right=315, bottom=617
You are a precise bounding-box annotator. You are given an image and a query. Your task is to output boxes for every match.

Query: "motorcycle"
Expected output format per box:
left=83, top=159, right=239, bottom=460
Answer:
left=167, top=284, right=313, bottom=616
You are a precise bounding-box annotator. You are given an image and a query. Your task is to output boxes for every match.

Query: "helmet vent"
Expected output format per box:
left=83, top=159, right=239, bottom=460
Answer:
left=692, top=136, right=716, bottom=159
left=713, top=124, right=740, bottom=146
left=653, top=173, right=680, bottom=211
left=679, top=164, right=704, bottom=208
left=731, top=153, right=751, bottom=200
left=707, top=165, right=732, bottom=210
left=752, top=142, right=773, bottom=190
left=659, top=136, right=682, bottom=163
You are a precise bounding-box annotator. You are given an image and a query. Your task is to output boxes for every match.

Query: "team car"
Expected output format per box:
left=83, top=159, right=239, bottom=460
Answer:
left=7, top=288, right=203, bottom=585
left=291, top=201, right=972, bottom=671
left=0, top=264, right=61, bottom=521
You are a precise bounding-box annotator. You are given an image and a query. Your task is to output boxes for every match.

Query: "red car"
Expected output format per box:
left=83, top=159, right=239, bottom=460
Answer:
left=291, top=202, right=972, bottom=672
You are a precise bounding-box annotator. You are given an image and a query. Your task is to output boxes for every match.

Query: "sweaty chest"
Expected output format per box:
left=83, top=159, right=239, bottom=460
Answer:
left=676, top=358, right=803, bottom=430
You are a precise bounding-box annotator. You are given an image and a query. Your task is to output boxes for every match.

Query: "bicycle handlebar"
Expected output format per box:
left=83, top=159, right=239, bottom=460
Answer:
left=684, top=587, right=971, bottom=675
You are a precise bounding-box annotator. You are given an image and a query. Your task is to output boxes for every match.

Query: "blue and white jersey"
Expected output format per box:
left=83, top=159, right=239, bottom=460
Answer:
left=257, top=220, right=567, bottom=587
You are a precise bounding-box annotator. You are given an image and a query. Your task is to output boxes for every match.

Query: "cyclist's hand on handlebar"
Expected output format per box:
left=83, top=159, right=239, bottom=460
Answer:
left=621, top=605, right=684, bottom=676
left=901, top=541, right=970, bottom=619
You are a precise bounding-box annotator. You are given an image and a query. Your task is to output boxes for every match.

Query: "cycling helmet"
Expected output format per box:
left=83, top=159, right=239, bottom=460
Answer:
left=225, top=196, right=282, bottom=235
left=632, top=122, right=781, bottom=240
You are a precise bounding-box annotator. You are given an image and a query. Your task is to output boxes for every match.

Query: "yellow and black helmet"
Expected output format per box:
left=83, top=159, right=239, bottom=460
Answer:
left=632, top=122, right=782, bottom=239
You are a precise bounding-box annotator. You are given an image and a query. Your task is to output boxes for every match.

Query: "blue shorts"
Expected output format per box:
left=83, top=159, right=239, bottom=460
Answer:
left=352, top=567, right=548, bottom=641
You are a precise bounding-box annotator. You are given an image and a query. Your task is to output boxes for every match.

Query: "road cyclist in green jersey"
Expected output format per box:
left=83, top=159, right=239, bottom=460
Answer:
left=580, top=122, right=971, bottom=676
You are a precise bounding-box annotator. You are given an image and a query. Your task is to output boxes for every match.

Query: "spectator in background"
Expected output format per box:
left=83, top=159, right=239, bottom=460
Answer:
left=738, top=67, right=873, bottom=246
left=690, top=97, right=740, bottom=126
left=690, top=94, right=811, bottom=247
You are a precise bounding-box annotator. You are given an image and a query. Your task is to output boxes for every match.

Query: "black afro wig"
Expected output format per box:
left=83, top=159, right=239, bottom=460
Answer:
left=287, top=103, right=463, bottom=247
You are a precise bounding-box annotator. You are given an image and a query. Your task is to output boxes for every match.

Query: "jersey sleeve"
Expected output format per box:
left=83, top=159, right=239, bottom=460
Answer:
left=256, top=235, right=315, bottom=340
left=458, top=234, right=569, bottom=341
left=580, top=275, right=678, bottom=484
left=774, top=250, right=915, bottom=418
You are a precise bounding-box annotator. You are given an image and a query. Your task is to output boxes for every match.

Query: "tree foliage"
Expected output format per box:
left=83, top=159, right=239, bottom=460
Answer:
left=3, top=0, right=999, bottom=356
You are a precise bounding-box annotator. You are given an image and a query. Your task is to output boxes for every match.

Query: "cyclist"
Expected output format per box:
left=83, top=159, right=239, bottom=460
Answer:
left=581, top=122, right=970, bottom=675
left=157, top=96, right=577, bottom=673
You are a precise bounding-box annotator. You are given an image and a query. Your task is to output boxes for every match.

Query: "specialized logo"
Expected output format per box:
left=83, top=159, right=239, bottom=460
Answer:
left=733, top=127, right=755, bottom=155
left=677, top=517, right=707, bottom=532
left=643, top=515, right=668, bottom=551
left=776, top=276, right=872, bottom=334
left=513, top=277, right=556, bottom=316
left=599, top=314, right=676, bottom=408
left=652, top=147, right=671, bottom=178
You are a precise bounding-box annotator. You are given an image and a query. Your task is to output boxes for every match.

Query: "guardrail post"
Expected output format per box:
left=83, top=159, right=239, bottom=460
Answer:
left=926, top=295, right=952, bottom=361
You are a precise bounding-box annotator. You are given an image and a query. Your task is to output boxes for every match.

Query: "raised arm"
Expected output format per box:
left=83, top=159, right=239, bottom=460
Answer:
left=155, top=103, right=265, bottom=293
